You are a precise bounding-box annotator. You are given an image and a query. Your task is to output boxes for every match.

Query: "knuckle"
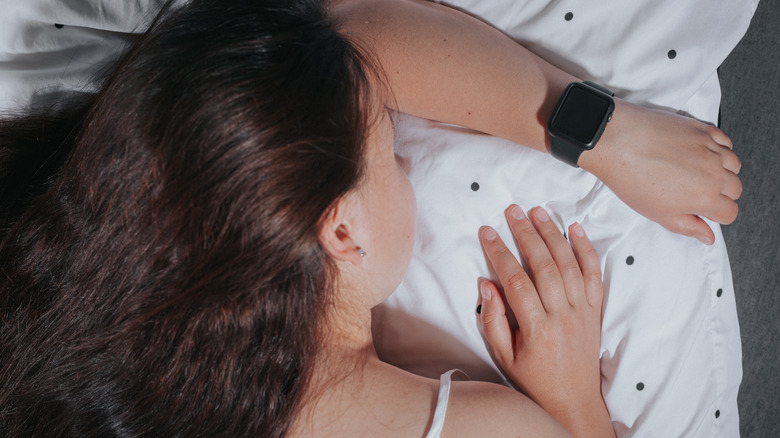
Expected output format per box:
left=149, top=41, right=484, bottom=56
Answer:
left=496, top=346, right=515, bottom=367
left=584, top=271, right=604, bottom=286
left=561, top=258, right=581, bottom=275
left=480, top=311, right=499, bottom=326
left=578, top=243, right=598, bottom=261
left=516, top=219, right=540, bottom=238
left=488, top=242, right=513, bottom=262
left=535, top=258, right=558, bottom=278
left=705, top=153, right=724, bottom=178
left=695, top=188, right=720, bottom=210
left=504, top=271, right=532, bottom=292
left=492, top=244, right=510, bottom=258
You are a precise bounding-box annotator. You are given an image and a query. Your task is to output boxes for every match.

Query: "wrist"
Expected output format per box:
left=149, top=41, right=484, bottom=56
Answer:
left=560, top=398, right=615, bottom=438
left=577, top=98, right=630, bottom=182
left=547, top=81, right=615, bottom=168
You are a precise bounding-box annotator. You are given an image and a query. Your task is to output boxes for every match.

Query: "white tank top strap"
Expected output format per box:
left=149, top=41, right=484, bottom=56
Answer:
left=424, top=369, right=468, bottom=438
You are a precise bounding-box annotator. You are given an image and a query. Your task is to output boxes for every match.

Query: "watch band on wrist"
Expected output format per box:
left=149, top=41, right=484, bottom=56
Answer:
left=550, top=135, right=586, bottom=167
left=581, top=80, right=614, bottom=97
left=548, top=81, right=615, bottom=168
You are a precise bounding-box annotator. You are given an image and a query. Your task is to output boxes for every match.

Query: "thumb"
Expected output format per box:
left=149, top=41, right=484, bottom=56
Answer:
left=655, top=214, right=715, bottom=245
left=478, top=280, right=514, bottom=365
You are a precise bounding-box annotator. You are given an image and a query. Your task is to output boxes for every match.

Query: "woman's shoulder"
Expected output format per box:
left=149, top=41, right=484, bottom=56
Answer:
left=291, top=360, right=570, bottom=437
left=290, top=360, right=438, bottom=437
left=440, top=380, right=572, bottom=437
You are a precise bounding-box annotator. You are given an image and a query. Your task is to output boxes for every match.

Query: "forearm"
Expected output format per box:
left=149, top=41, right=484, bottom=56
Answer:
left=330, top=0, right=577, bottom=155
left=331, top=0, right=742, bottom=243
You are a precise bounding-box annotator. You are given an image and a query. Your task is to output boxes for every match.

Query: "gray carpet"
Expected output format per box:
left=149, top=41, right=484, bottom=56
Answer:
left=719, top=0, right=780, bottom=435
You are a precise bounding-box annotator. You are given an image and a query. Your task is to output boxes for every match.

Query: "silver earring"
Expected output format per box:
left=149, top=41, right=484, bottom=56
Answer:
left=357, top=248, right=367, bottom=258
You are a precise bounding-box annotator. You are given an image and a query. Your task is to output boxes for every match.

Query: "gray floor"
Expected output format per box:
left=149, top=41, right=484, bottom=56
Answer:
left=718, top=0, right=780, bottom=435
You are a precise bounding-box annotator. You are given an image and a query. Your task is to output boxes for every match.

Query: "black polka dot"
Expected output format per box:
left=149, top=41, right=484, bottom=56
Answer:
left=667, top=50, right=677, bottom=59
left=716, top=288, right=723, bottom=297
left=470, top=182, right=480, bottom=191
left=715, top=410, right=720, bottom=419
left=54, top=23, right=64, bottom=29
left=636, top=382, right=645, bottom=391
left=626, top=256, right=635, bottom=265
left=564, top=12, right=574, bottom=21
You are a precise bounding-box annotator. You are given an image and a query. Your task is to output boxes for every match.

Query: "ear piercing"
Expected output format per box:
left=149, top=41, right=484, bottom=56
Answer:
left=357, top=248, right=367, bottom=258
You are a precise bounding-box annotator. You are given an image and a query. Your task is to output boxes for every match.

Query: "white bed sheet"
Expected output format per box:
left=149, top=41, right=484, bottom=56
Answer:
left=0, top=0, right=758, bottom=436
left=0, top=0, right=161, bottom=111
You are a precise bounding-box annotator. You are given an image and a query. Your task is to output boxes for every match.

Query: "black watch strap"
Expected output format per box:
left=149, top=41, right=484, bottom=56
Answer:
left=582, top=80, right=614, bottom=97
left=550, top=136, right=585, bottom=167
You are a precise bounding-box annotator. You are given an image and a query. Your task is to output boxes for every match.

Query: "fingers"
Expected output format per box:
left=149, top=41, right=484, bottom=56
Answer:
left=696, top=145, right=741, bottom=225
left=519, top=206, right=585, bottom=307
left=503, top=206, right=568, bottom=312
left=717, top=147, right=742, bottom=175
left=568, top=223, right=604, bottom=310
left=708, top=139, right=742, bottom=200
left=478, top=209, right=605, bottom=382
left=700, top=193, right=740, bottom=226
left=481, top=206, right=591, bottom=314
left=708, top=125, right=734, bottom=150
left=702, top=161, right=741, bottom=224
left=478, top=279, right=514, bottom=365
left=479, top=226, right=545, bottom=326
left=656, top=214, right=716, bottom=245
left=721, top=170, right=743, bottom=201
left=706, top=132, right=742, bottom=200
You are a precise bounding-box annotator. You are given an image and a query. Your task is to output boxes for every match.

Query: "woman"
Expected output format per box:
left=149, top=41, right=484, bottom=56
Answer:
left=0, top=0, right=612, bottom=436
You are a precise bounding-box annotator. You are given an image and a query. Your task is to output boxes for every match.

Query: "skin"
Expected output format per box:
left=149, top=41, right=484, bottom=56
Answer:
left=290, top=109, right=612, bottom=437
left=331, top=0, right=742, bottom=245
left=479, top=207, right=613, bottom=437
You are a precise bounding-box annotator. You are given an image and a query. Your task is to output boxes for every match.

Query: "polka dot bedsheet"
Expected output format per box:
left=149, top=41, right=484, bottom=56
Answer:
left=0, top=0, right=758, bottom=436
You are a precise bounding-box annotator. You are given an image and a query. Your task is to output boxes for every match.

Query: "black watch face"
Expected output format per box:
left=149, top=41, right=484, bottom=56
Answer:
left=550, top=85, right=613, bottom=146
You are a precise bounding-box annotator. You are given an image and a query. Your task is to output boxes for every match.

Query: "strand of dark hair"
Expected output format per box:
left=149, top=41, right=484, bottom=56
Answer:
left=0, top=0, right=378, bottom=436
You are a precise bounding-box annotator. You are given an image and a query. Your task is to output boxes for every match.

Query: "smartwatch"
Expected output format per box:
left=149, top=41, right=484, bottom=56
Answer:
left=548, top=81, right=615, bottom=167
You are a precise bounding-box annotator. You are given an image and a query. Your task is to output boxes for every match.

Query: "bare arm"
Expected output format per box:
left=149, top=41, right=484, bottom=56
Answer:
left=333, top=0, right=569, bottom=153
left=331, top=0, right=742, bottom=244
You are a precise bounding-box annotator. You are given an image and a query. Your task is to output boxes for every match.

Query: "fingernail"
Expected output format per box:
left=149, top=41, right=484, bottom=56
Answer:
left=508, top=204, right=526, bottom=221
left=572, top=222, right=585, bottom=238
left=698, top=235, right=714, bottom=245
left=476, top=304, right=482, bottom=314
left=535, top=207, right=550, bottom=222
left=483, top=227, right=498, bottom=242
left=480, top=282, right=492, bottom=301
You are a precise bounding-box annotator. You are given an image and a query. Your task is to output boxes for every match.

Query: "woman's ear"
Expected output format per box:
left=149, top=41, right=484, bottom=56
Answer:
left=319, top=196, right=365, bottom=266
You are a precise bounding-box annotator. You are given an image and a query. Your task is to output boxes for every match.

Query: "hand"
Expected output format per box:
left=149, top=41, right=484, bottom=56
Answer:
left=478, top=205, right=614, bottom=438
left=580, top=100, right=742, bottom=245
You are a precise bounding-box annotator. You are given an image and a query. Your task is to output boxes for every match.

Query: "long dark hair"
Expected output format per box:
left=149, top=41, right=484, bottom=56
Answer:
left=0, top=0, right=379, bottom=436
